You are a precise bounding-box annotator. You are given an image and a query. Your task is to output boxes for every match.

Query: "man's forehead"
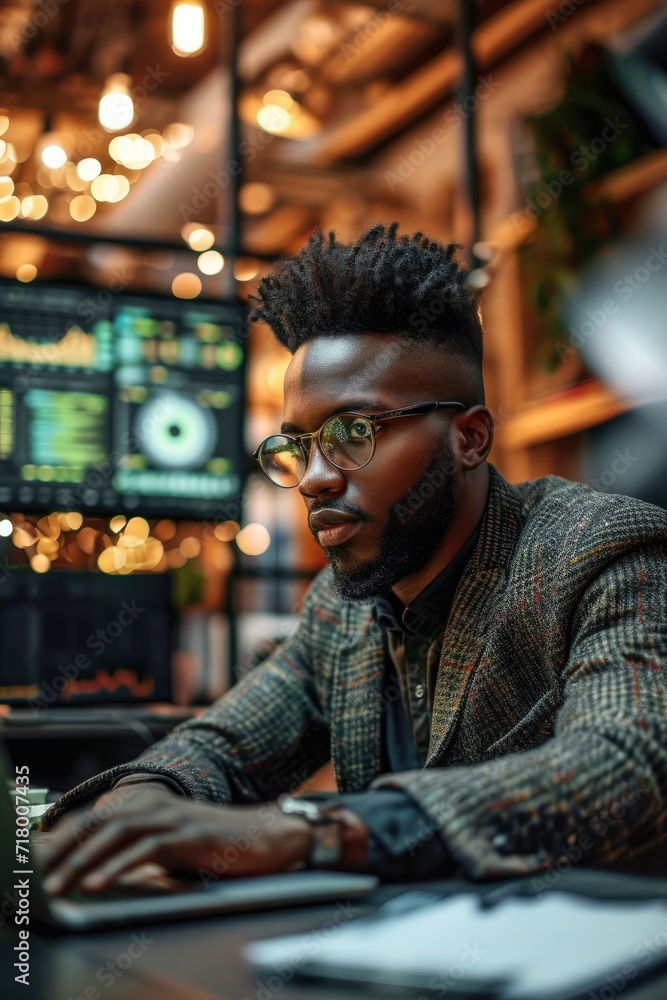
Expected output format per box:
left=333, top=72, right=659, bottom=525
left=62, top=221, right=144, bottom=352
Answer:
left=281, top=334, right=443, bottom=432
left=285, top=333, right=422, bottom=390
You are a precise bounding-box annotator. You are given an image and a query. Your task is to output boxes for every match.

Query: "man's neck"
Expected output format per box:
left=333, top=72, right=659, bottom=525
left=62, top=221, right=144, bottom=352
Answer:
left=391, top=464, right=490, bottom=607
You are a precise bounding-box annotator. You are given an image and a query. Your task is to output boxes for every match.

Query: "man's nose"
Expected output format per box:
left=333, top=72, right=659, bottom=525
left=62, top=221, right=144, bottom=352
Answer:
left=298, top=438, right=347, bottom=497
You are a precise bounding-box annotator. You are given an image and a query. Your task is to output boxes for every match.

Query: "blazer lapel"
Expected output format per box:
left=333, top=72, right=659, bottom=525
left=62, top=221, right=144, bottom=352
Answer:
left=426, top=465, right=525, bottom=765
left=329, top=603, right=385, bottom=792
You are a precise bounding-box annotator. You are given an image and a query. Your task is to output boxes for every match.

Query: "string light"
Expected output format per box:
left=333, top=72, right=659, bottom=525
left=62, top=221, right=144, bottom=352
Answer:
left=77, top=158, right=102, bottom=181
left=16, top=264, right=37, bottom=282
left=235, top=523, right=271, bottom=555
left=172, top=272, right=202, bottom=299
left=197, top=250, right=224, bottom=275
left=41, top=144, right=67, bottom=169
left=99, top=74, right=135, bottom=132
left=170, top=1, right=206, bottom=57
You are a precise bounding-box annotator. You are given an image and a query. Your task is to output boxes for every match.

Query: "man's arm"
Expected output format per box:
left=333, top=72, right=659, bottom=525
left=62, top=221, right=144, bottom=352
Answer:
left=371, top=543, right=667, bottom=879
left=41, top=570, right=333, bottom=830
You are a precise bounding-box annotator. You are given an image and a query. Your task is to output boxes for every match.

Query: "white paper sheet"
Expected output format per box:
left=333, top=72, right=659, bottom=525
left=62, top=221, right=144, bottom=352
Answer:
left=245, top=891, right=667, bottom=999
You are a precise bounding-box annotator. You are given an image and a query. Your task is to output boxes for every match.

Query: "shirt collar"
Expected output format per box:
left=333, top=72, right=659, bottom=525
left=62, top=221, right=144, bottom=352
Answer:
left=374, top=523, right=481, bottom=641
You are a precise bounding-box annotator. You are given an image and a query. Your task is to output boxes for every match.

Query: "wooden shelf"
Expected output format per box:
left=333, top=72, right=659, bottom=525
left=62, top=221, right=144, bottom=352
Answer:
left=487, top=148, right=667, bottom=253
left=498, top=380, right=646, bottom=449
left=591, top=148, right=667, bottom=202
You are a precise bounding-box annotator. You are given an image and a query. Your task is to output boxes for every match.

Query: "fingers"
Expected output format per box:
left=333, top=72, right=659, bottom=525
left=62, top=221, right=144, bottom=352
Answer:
left=42, top=814, right=179, bottom=896
left=76, top=833, right=190, bottom=892
left=37, top=808, right=100, bottom=877
left=37, top=785, right=169, bottom=878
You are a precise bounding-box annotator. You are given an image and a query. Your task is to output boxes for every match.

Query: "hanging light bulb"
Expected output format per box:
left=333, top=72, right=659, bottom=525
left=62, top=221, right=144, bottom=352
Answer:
left=36, top=118, right=71, bottom=170
left=170, top=1, right=206, bottom=57
left=41, top=144, right=67, bottom=169
left=98, top=74, right=135, bottom=132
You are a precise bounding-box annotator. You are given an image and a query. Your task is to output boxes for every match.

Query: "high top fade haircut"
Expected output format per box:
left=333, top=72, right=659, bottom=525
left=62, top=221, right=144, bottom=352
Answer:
left=247, top=221, right=485, bottom=404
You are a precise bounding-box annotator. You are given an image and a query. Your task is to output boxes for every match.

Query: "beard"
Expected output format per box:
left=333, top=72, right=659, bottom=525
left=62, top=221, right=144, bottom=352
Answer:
left=325, top=439, right=457, bottom=604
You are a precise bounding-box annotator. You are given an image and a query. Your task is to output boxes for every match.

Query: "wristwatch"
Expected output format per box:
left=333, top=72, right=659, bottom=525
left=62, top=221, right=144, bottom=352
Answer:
left=277, top=795, right=343, bottom=868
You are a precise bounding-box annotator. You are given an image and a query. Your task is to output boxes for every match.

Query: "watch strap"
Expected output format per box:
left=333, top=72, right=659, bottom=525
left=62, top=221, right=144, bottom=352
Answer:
left=278, top=795, right=343, bottom=868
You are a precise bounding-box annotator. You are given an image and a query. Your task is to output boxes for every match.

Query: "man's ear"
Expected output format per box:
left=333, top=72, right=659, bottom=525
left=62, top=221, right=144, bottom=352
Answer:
left=455, top=406, right=494, bottom=470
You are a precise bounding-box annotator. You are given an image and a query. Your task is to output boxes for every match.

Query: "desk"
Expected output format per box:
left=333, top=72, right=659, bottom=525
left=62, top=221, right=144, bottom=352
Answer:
left=3, top=873, right=667, bottom=1000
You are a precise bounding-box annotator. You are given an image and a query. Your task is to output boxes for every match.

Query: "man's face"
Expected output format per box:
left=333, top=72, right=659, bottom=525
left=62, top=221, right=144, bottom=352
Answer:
left=281, top=333, right=470, bottom=604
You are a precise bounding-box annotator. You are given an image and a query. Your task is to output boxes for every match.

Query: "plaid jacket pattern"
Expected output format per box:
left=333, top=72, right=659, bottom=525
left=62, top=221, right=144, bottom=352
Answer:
left=42, top=465, right=667, bottom=880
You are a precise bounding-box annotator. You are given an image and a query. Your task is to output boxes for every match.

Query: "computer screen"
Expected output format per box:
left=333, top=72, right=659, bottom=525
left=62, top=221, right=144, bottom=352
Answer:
left=0, top=281, right=246, bottom=518
left=0, top=570, right=173, bottom=705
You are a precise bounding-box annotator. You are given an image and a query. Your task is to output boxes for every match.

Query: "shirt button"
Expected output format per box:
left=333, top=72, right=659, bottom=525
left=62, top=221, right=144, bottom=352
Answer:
left=414, top=684, right=425, bottom=699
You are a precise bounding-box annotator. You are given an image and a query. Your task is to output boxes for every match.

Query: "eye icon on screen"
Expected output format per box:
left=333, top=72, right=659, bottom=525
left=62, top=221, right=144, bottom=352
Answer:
left=137, top=392, right=218, bottom=470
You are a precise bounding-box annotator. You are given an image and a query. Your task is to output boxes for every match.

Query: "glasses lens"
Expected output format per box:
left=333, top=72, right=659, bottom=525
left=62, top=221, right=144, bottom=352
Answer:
left=259, top=436, right=305, bottom=487
left=321, top=413, right=373, bottom=470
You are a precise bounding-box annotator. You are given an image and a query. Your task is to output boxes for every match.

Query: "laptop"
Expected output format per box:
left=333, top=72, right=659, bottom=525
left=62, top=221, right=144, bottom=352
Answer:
left=0, top=757, right=378, bottom=933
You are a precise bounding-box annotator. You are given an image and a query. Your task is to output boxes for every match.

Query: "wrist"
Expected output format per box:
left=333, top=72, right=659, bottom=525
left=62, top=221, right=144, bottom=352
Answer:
left=97, top=780, right=177, bottom=808
left=276, top=796, right=369, bottom=871
left=275, top=813, right=314, bottom=870
left=326, top=806, right=369, bottom=870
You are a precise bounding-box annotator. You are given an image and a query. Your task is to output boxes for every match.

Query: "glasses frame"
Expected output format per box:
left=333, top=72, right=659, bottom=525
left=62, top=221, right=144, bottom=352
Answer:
left=252, top=400, right=468, bottom=488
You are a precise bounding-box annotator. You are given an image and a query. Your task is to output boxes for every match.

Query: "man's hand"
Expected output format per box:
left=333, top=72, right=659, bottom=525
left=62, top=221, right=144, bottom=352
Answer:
left=35, top=784, right=312, bottom=896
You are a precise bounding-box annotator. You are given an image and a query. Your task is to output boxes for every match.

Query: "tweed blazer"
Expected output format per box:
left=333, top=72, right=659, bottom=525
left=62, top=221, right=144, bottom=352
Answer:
left=43, top=465, right=667, bottom=880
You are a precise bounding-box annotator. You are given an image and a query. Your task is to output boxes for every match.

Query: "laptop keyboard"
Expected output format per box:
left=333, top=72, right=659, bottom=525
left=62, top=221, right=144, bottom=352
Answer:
left=64, top=872, right=206, bottom=899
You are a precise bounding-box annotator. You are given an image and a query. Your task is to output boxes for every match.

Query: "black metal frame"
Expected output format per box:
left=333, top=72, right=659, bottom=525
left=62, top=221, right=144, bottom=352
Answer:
left=252, top=401, right=467, bottom=487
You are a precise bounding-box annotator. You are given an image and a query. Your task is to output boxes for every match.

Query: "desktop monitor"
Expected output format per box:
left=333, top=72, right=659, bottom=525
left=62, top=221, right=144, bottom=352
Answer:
left=0, top=569, right=173, bottom=705
left=0, top=280, right=247, bottom=519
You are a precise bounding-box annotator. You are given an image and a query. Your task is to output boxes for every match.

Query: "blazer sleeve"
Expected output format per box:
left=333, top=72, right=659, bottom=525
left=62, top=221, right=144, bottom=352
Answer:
left=370, top=541, right=667, bottom=879
left=41, top=571, right=332, bottom=830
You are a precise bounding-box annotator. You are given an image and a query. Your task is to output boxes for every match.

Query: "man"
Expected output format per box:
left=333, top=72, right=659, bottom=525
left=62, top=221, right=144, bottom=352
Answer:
left=40, top=222, right=667, bottom=895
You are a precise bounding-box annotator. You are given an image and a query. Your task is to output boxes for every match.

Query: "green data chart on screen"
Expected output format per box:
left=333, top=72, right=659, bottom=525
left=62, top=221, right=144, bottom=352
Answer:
left=0, top=281, right=246, bottom=517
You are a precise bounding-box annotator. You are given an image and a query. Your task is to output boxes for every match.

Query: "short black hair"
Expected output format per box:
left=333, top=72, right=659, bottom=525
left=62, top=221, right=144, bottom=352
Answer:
left=247, top=221, right=484, bottom=376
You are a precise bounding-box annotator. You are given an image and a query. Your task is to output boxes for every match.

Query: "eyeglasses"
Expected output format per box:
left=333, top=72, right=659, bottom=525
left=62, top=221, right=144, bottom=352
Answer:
left=252, top=401, right=467, bottom=488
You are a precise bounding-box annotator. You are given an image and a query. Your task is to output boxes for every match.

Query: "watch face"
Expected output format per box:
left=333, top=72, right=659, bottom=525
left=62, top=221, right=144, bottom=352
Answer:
left=280, top=796, right=321, bottom=821
left=279, top=796, right=342, bottom=866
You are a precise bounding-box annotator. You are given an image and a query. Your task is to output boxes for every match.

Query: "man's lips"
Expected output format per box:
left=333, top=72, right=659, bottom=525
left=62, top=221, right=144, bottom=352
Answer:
left=309, top=509, right=363, bottom=547
left=308, top=509, right=360, bottom=532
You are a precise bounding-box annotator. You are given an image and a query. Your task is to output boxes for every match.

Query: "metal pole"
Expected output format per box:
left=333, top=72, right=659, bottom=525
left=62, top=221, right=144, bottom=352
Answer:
left=458, top=0, right=481, bottom=270
left=227, top=0, right=243, bottom=686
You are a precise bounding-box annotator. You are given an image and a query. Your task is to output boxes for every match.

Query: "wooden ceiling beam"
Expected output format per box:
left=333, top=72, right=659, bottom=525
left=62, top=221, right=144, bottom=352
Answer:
left=289, top=0, right=601, bottom=166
